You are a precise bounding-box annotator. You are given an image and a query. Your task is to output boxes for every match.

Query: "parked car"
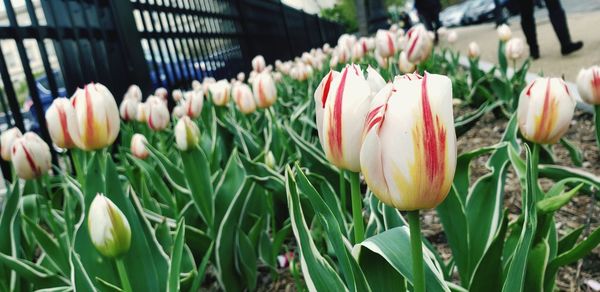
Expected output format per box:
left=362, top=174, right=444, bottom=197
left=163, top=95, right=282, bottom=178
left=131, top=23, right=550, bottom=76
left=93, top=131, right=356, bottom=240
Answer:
left=26, top=71, right=67, bottom=132
left=440, top=2, right=469, bottom=27
left=461, top=0, right=517, bottom=25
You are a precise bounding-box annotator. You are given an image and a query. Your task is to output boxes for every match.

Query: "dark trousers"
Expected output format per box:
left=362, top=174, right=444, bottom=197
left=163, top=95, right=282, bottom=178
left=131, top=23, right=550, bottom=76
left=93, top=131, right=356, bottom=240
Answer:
left=419, top=11, right=441, bottom=40
left=520, top=0, right=573, bottom=53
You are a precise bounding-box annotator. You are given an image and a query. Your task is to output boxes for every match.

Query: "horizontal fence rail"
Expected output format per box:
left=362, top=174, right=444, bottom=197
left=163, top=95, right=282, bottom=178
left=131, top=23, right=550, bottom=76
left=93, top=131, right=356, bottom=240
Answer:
left=0, top=0, right=343, bottom=179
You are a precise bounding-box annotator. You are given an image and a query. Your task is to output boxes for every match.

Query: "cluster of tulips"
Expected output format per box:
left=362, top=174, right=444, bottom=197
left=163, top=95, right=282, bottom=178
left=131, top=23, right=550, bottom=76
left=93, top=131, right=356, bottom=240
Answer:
left=0, top=19, right=599, bottom=292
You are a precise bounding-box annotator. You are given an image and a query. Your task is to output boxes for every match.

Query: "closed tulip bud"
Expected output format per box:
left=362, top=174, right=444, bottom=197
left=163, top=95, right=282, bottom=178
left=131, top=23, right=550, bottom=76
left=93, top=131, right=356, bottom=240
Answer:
left=517, top=77, right=575, bottom=144
left=88, top=194, right=131, bottom=258
left=398, top=51, right=416, bottom=73
left=576, top=66, right=600, bottom=105
left=336, top=46, right=350, bottom=64
left=323, top=43, right=332, bottom=54
left=130, top=133, right=149, bottom=159
left=147, top=97, right=170, bottom=131
left=209, top=79, right=231, bottom=106
left=273, top=72, right=283, bottom=82
left=172, top=105, right=185, bottom=119
left=447, top=31, right=458, bottom=44
left=237, top=72, right=245, bottom=82
left=405, top=24, right=433, bottom=64
left=11, top=132, right=52, bottom=180
left=390, top=24, right=399, bottom=32
left=352, top=43, right=365, bottom=62
left=329, top=55, right=339, bottom=68
left=497, top=24, right=512, bottom=41
left=0, top=127, right=22, bottom=161
left=233, top=83, right=256, bottom=114
left=252, top=55, right=266, bottom=73
left=136, top=102, right=149, bottom=123
left=183, top=90, right=204, bottom=119
left=314, top=64, right=372, bottom=172
left=191, top=80, right=202, bottom=91
left=505, top=38, right=524, bottom=60
left=119, top=98, right=138, bottom=122
left=360, top=73, right=457, bottom=210
left=71, top=83, right=120, bottom=150
left=265, top=151, right=276, bottom=169
left=172, top=89, right=183, bottom=102
left=367, top=66, right=386, bottom=94
left=253, top=72, right=277, bottom=108
left=467, top=42, right=481, bottom=59
left=45, top=98, right=81, bottom=149
left=175, top=116, right=200, bottom=151
left=375, top=52, right=389, bottom=69
left=202, top=77, right=216, bottom=93
left=375, top=29, right=396, bottom=58
left=437, top=26, right=448, bottom=37
left=154, top=87, right=168, bottom=101
left=124, top=85, right=142, bottom=101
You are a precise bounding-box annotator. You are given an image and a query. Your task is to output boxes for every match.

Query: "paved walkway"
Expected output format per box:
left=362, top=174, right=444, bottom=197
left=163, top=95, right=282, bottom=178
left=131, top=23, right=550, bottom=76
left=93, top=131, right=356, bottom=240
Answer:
left=449, top=1, right=600, bottom=82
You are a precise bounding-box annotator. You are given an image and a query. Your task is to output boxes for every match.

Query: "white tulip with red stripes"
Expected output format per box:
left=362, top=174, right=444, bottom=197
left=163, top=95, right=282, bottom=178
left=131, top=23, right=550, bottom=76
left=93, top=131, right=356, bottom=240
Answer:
left=130, top=133, right=149, bottom=159
left=360, top=72, right=457, bottom=210
left=252, top=72, right=277, bottom=108
left=71, top=83, right=120, bottom=150
left=375, top=29, right=396, bottom=58
left=314, top=64, right=374, bottom=172
left=119, top=98, right=138, bottom=122
left=576, top=66, right=600, bottom=105
left=209, top=79, right=231, bottom=106
left=146, top=96, right=170, bottom=131
left=252, top=55, right=266, bottom=73
left=0, top=127, right=22, bottom=161
left=405, top=24, right=433, bottom=64
left=233, top=82, right=257, bottom=114
left=398, top=51, right=416, bottom=73
left=517, top=77, right=576, bottom=144
left=183, top=90, right=204, bottom=119
left=467, top=42, right=481, bottom=59
left=11, top=132, right=52, bottom=180
left=46, top=98, right=81, bottom=149
left=123, top=84, right=142, bottom=101
left=175, top=116, right=200, bottom=151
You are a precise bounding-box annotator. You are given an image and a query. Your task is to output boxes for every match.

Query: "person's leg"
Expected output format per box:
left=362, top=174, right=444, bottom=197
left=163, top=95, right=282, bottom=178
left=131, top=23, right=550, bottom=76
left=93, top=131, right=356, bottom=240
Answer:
left=520, top=0, right=539, bottom=58
left=544, top=0, right=583, bottom=55
left=494, top=0, right=506, bottom=26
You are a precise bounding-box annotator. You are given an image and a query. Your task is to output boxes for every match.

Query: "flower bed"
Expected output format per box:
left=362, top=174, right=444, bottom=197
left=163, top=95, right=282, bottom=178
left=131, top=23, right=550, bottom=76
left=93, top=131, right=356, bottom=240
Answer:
left=0, top=23, right=598, bottom=291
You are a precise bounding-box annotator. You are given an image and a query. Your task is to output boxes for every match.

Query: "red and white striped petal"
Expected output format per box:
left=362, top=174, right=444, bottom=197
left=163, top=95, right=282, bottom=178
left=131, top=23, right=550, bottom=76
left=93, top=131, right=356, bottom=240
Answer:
left=314, top=70, right=339, bottom=150
left=72, top=83, right=120, bottom=150
left=130, top=133, right=149, bottom=159
left=46, top=98, right=81, bottom=149
left=11, top=133, right=51, bottom=180
left=405, top=24, right=433, bottom=64
left=576, top=66, right=600, bottom=105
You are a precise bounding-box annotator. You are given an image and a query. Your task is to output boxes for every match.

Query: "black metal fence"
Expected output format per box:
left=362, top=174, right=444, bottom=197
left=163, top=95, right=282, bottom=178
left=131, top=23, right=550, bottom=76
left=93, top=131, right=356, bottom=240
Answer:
left=0, top=0, right=343, bottom=178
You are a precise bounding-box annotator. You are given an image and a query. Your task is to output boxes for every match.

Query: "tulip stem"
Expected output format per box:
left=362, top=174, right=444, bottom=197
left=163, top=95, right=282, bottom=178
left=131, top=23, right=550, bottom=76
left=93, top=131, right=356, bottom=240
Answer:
left=532, top=143, right=541, bottom=200
left=349, top=172, right=364, bottom=243
left=116, top=258, right=133, bottom=292
left=407, top=210, right=425, bottom=292
left=339, top=170, right=346, bottom=213
left=595, top=105, right=600, bottom=151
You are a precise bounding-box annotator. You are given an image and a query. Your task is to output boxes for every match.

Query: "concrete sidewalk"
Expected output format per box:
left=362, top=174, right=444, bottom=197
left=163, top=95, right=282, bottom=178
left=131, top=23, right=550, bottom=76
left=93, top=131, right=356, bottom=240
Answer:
left=448, top=9, right=600, bottom=82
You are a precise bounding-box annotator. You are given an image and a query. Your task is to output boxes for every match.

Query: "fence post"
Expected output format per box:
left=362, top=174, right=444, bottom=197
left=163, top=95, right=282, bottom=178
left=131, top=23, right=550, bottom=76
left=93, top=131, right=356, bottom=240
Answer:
left=107, top=0, right=152, bottom=98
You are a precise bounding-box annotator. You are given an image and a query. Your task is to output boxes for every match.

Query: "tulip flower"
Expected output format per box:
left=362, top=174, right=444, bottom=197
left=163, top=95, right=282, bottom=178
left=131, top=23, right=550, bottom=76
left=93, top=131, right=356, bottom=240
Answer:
left=46, top=98, right=81, bottom=149
left=233, top=83, right=257, bottom=114
left=202, top=77, right=216, bottom=93
left=252, top=55, right=266, bottom=73
left=447, top=31, right=458, bottom=44
left=71, top=83, right=120, bottom=150
left=183, top=90, right=204, bottom=119
left=172, top=105, right=185, bottom=119
left=375, top=29, right=396, bottom=58
left=505, top=38, right=524, bottom=61
left=405, top=24, right=433, bottom=64
left=209, top=79, right=231, bottom=106
left=366, top=66, right=386, bottom=94
left=360, top=72, right=457, bottom=210
left=375, top=52, right=389, bottom=69
left=252, top=72, right=277, bottom=108
left=136, top=102, right=149, bottom=123
left=517, top=77, right=575, bottom=144
left=360, top=73, right=456, bottom=292
left=172, top=89, right=183, bottom=103
left=11, top=132, right=52, bottom=180
left=497, top=24, right=512, bottom=42
left=119, top=98, right=138, bottom=122
left=437, top=26, right=448, bottom=37
left=0, top=127, right=22, bottom=161
left=123, top=85, right=142, bottom=101
left=237, top=72, right=245, bottom=82
left=467, top=42, right=481, bottom=59
left=146, top=97, right=170, bottom=131
left=265, top=151, right=276, bottom=169
left=88, top=193, right=131, bottom=258
left=130, top=133, right=149, bottom=159
left=398, top=51, right=416, bottom=73
left=576, top=66, right=600, bottom=105
left=191, top=80, right=202, bottom=91
left=154, top=87, right=168, bottom=101
left=352, top=43, right=365, bottom=62
left=175, top=116, right=200, bottom=151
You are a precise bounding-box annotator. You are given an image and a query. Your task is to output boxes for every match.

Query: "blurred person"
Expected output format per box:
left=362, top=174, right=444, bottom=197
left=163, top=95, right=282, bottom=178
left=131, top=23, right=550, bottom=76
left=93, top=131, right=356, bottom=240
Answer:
left=520, top=0, right=583, bottom=59
left=415, top=0, right=442, bottom=42
left=494, top=0, right=507, bottom=27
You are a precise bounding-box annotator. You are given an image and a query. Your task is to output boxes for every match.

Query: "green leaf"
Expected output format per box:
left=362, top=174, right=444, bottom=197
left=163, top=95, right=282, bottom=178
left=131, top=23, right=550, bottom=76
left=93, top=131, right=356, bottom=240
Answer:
left=180, top=147, right=214, bottom=229
left=469, top=211, right=509, bottom=292
left=353, top=227, right=450, bottom=292
left=557, top=226, right=584, bottom=255
left=0, top=179, right=21, bottom=288
left=189, top=243, right=213, bottom=292
left=436, top=186, right=469, bottom=285
left=213, top=150, right=246, bottom=225
left=237, top=229, right=257, bottom=291
left=167, top=219, right=186, bottom=292
left=524, top=239, right=549, bottom=292
left=0, top=252, right=68, bottom=288
left=502, top=145, right=538, bottom=292
left=22, top=216, right=69, bottom=274
left=536, top=183, right=583, bottom=214
left=559, top=138, right=583, bottom=167
left=285, top=167, right=347, bottom=291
